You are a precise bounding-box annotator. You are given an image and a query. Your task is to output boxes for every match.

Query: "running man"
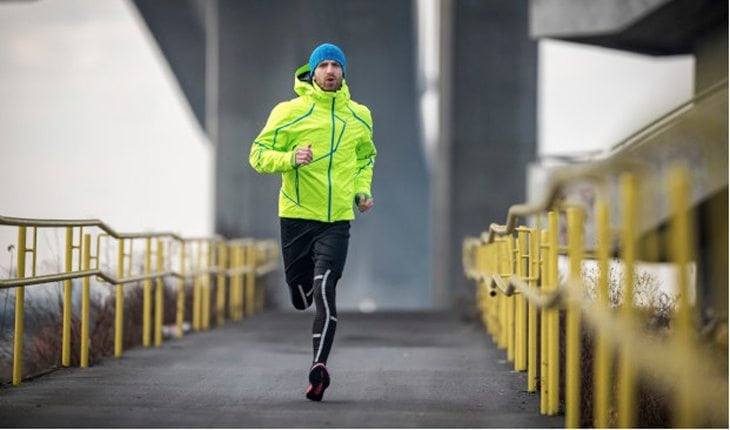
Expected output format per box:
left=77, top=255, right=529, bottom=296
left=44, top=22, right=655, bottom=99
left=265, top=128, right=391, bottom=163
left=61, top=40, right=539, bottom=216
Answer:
left=249, top=43, right=376, bottom=401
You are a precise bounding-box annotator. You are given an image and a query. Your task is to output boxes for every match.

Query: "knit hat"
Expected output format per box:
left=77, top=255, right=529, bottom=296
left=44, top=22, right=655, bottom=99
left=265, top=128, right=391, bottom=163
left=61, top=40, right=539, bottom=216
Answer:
left=309, top=43, right=346, bottom=76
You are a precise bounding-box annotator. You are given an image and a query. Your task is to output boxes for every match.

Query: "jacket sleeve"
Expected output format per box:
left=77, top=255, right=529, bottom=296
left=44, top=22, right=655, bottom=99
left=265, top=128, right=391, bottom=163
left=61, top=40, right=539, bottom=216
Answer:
left=249, top=102, right=297, bottom=174
left=354, top=108, right=376, bottom=199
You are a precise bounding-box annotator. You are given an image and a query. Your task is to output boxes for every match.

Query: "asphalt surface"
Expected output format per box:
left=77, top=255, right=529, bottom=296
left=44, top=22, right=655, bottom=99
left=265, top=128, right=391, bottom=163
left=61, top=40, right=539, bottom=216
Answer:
left=0, top=311, right=564, bottom=427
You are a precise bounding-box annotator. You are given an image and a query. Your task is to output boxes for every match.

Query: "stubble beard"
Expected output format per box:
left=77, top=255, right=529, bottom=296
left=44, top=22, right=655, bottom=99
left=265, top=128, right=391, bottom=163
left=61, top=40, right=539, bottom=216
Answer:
left=316, top=75, right=342, bottom=92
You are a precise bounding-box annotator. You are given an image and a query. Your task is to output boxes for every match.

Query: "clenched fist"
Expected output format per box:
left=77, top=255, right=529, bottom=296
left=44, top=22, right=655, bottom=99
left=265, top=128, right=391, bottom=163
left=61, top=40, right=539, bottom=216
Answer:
left=295, top=144, right=313, bottom=166
left=356, top=193, right=374, bottom=213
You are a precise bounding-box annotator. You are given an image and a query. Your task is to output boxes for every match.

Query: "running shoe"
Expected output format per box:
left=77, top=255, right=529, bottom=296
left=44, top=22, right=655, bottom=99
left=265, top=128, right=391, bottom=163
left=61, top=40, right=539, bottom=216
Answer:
left=305, top=362, right=330, bottom=401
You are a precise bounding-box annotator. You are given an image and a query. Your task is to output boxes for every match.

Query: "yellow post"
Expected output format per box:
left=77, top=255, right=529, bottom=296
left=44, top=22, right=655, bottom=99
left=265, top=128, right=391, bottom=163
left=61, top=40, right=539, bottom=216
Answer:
left=256, top=248, right=265, bottom=312
left=547, top=211, right=560, bottom=415
left=229, top=245, right=238, bottom=320
left=155, top=239, right=164, bottom=347
left=492, top=242, right=499, bottom=342
left=246, top=245, right=256, bottom=317
left=238, top=245, right=251, bottom=318
left=143, top=237, right=152, bottom=347
left=493, top=241, right=502, bottom=346
left=177, top=241, right=186, bottom=337
left=81, top=234, right=91, bottom=368
left=217, top=243, right=227, bottom=326
left=193, top=240, right=202, bottom=332
left=238, top=245, right=245, bottom=318
left=239, top=245, right=245, bottom=318
left=527, top=227, right=539, bottom=392
left=115, top=239, right=125, bottom=358
left=515, top=228, right=528, bottom=372
left=481, top=245, right=493, bottom=338
left=13, top=227, right=27, bottom=385
left=618, top=173, right=637, bottom=427
left=62, top=226, right=73, bottom=367
left=481, top=245, right=490, bottom=337
left=566, top=207, right=584, bottom=428
left=496, top=239, right=506, bottom=349
left=539, top=229, right=549, bottom=414
left=669, top=166, right=696, bottom=427
left=31, top=227, right=38, bottom=277
left=594, top=201, right=612, bottom=427
left=203, top=241, right=211, bottom=330
left=505, top=236, right=515, bottom=363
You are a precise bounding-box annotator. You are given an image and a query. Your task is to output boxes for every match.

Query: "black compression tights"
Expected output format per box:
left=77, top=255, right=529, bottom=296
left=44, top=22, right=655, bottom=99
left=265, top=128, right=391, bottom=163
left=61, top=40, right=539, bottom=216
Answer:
left=311, top=269, right=338, bottom=365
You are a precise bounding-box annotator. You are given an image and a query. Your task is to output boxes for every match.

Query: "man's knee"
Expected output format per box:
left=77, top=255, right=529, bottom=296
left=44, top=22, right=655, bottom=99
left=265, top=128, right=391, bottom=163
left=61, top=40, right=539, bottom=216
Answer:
left=312, top=269, right=339, bottom=305
left=313, top=268, right=341, bottom=285
left=288, top=280, right=314, bottom=310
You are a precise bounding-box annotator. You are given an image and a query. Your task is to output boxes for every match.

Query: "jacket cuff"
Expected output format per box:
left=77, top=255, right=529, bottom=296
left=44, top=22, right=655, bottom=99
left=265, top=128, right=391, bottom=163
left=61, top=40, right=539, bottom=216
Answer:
left=354, top=193, right=371, bottom=205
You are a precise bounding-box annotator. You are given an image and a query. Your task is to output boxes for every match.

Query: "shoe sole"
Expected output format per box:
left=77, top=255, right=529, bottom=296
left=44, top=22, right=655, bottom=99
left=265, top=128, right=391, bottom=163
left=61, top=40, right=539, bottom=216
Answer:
left=305, top=365, right=330, bottom=401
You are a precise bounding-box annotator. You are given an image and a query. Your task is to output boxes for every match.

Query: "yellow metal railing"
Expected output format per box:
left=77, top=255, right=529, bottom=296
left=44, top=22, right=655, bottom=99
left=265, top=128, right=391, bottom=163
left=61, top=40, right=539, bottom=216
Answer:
left=464, top=168, right=727, bottom=427
left=0, top=214, right=279, bottom=386
left=463, top=82, right=727, bottom=428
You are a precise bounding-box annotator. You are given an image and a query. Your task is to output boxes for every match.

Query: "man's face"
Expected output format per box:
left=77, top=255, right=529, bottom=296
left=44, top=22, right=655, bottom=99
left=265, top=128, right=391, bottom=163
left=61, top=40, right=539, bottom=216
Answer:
left=313, top=60, right=343, bottom=92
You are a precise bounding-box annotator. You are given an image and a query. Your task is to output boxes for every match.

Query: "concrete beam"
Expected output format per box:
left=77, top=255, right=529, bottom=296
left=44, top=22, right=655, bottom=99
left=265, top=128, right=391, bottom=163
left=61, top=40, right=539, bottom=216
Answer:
left=530, top=0, right=727, bottom=55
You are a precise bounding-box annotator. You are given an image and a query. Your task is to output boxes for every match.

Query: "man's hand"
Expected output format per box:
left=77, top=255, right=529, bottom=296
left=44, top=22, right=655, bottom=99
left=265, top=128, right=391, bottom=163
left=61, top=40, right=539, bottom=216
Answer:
left=295, top=144, right=313, bottom=166
left=356, top=193, right=374, bottom=213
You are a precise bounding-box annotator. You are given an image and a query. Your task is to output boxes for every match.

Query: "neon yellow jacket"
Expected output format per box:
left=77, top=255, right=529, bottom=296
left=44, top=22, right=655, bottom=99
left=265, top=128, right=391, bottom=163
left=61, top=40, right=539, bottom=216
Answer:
left=249, top=64, right=376, bottom=222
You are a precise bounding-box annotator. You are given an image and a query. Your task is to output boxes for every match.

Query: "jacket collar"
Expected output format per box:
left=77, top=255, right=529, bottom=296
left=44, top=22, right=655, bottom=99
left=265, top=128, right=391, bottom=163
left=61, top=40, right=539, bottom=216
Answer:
left=294, top=63, right=351, bottom=104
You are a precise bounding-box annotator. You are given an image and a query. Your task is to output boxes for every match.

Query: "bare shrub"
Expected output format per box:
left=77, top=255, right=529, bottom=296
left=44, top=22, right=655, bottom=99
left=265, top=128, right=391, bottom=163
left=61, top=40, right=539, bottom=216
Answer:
left=568, top=264, right=676, bottom=426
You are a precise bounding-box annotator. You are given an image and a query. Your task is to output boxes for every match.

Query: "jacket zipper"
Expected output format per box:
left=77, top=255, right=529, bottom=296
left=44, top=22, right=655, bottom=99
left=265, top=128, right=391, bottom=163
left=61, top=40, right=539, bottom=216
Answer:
left=327, top=98, right=335, bottom=222
left=295, top=169, right=300, bottom=204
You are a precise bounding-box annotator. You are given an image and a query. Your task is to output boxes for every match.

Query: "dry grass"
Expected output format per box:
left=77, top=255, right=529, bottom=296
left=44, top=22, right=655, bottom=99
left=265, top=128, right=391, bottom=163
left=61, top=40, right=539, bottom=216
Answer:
left=556, top=266, right=675, bottom=427
left=0, top=278, right=185, bottom=384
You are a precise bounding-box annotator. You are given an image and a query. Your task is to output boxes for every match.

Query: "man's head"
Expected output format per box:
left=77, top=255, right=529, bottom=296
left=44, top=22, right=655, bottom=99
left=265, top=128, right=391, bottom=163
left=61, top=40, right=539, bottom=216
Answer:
left=309, top=43, right=345, bottom=92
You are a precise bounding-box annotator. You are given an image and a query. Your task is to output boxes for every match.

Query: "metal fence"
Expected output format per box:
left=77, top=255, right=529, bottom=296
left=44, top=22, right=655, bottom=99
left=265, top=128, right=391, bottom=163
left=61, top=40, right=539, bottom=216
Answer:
left=463, top=81, right=727, bottom=427
left=0, top=214, right=278, bottom=386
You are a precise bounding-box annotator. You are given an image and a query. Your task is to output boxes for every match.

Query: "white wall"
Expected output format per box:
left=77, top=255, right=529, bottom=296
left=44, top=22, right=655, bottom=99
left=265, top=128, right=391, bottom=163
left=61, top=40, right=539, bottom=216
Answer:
left=536, top=40, right=697, bottom=305
left=538, top=39, right=694, bottom=156
left=0, top=0, right=212, bottom=243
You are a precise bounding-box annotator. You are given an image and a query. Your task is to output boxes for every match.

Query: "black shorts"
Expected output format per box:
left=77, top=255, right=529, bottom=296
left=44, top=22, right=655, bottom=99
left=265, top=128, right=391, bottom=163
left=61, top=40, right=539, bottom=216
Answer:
left=280, top=218, right=351, bottom=286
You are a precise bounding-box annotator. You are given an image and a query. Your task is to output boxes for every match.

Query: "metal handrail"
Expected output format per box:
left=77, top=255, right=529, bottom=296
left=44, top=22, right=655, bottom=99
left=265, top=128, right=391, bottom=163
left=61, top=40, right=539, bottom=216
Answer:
left=1, top=213, right=280, bottom=387
left=0, top=266, right=270, bottom=290
left=464, top=166, right=728, bottom=427
left=479, top=271, right=728, bottom=415
left=483, top=79, right=728, bottom=244
left=606, top=78, right=727, bottom=155
left=464, top=82, right=728, bottom=427
left=0, top=214, right=221, bottom=241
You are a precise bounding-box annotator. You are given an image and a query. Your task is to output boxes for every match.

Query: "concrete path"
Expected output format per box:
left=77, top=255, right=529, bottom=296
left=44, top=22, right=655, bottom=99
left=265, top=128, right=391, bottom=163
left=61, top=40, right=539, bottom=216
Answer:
left=0, top=311, right=563, bottom=427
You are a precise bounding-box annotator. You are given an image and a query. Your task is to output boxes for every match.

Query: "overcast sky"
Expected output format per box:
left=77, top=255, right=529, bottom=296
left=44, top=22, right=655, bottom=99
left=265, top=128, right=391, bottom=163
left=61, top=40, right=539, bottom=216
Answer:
left=0, top=0, right=213, bottom=238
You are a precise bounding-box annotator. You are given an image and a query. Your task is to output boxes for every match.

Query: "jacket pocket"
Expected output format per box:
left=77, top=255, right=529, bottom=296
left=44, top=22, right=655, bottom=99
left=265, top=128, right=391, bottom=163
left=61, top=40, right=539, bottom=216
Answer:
left=280, top=171, right=300, bottom=206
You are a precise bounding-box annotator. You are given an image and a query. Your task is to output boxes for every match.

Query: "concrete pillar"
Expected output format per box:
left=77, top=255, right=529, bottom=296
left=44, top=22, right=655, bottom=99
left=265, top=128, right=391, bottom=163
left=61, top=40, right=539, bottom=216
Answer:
left=435, top=0, right=537, bottom=311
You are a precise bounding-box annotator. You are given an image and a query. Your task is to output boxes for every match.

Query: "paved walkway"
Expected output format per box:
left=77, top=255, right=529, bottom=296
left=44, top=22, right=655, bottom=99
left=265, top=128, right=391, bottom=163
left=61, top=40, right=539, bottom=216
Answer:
left=0, top=311, right=563, bottom=427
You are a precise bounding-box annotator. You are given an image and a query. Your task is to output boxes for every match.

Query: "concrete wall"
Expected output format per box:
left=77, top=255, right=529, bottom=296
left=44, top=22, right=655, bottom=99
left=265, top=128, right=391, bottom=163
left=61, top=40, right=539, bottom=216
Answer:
left=694, top=19, right=728, bottom=94
left=530, top=0, right=668, bottom=40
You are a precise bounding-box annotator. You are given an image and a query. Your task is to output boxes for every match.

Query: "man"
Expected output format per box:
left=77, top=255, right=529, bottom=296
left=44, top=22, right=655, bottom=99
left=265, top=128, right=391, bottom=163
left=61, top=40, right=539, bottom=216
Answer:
left=249, top=43, right=376, bottom=402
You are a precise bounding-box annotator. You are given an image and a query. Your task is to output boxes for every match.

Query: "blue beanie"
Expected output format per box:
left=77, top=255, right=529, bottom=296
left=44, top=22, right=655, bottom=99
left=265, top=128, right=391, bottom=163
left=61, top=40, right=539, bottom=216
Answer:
left=309, top=43, right=346, bottom=76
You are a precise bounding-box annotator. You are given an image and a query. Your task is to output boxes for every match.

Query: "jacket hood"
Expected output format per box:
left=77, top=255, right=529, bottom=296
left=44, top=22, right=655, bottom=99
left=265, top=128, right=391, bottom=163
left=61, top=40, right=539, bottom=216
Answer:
left=294, top=63, right=350, bottom=103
